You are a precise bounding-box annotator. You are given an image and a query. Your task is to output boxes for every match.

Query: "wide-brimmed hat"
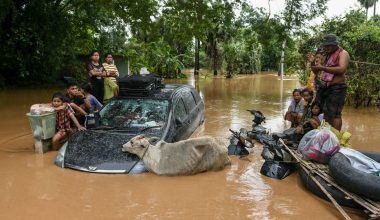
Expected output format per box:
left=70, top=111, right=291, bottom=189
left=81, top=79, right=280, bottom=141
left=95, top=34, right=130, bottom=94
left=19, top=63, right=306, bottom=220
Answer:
left=322, top=34, right=339, bottom=46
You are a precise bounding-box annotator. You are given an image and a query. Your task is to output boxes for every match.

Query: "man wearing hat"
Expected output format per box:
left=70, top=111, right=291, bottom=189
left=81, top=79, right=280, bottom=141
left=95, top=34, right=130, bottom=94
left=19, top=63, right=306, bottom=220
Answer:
left=311, top=34, right=350, bottom=131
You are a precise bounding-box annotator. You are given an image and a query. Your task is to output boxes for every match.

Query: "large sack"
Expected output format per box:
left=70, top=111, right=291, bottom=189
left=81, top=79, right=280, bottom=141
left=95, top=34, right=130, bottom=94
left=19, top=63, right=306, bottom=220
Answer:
left=122, top=135, right=231, bottom=176
left=298, top=127, right=340, bottom=164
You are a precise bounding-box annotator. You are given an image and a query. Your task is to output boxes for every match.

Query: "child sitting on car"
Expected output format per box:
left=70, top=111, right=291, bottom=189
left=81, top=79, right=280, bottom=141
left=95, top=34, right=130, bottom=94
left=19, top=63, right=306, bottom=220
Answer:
left=51, top=92, right=86, bottom=150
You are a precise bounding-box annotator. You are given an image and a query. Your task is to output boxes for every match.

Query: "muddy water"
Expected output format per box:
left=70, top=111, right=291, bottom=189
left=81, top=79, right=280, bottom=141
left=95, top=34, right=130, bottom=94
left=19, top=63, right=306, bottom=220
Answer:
left=0, top=74, right=379, bottom=220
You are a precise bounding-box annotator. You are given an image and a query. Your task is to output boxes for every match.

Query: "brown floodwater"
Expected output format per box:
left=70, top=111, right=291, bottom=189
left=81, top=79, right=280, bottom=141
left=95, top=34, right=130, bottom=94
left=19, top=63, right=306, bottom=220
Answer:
left=0, top=73, right=379, bottom=220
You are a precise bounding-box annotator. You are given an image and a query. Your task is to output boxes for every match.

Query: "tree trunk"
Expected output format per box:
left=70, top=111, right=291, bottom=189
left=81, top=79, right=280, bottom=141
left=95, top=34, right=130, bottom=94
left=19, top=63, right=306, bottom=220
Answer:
left=176, top=44, right=185, bottom=78
left=206, top=31, right=218, bottom=76
left=213, top=54, right=218, bottom=75
left=213, top=38, right=218, bottom=76
left=279, top=0, right=295, bottom=80
left=367, top=97, right=372, bottom=106
left=280, top=39, right=286, bottom=80
left=366, top=7, right=368, bottom=19
left=374, top=0, right=377, bottom=17
left=194, top=38, right=200, bottom=75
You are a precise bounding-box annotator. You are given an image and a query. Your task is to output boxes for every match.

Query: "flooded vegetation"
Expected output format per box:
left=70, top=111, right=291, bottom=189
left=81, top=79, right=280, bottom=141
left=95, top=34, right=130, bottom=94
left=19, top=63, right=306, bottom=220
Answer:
left=1, top=73, right=379, bottom=219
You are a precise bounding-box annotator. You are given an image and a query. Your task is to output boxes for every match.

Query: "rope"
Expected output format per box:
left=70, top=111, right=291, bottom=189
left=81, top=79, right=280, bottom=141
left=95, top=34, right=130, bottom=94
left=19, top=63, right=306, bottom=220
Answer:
left=126, top=144, right=150, bottom=174
left=350, top=60, right=380, bottom=67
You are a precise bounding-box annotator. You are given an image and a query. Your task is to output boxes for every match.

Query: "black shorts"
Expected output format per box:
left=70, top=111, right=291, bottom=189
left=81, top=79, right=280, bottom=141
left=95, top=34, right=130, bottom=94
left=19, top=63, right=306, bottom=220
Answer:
left=320, top=84, right=347, bottom=118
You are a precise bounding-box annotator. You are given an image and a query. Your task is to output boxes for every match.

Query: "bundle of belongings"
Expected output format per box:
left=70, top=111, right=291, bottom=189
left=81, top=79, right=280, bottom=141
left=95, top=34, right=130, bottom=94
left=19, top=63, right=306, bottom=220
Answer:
left=297, top=121, right=352, bottom=164
left=30, top=104, right=55, bottom=115
left=329, top=148, right=380, bottom=201
left=298, top=127, right=340, bottom=164
left=339, top=148, right=380, bottom=176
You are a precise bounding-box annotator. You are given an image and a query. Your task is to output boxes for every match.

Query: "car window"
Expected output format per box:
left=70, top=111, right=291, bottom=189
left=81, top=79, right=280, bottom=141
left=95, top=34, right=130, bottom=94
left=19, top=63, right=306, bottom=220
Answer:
left=174, top=99, right=187, bottom=121
left=191, top=90, right=199, bottom=104
left=182, top=90, right=196, bottom=110
left=99, top=98, right=169, bottom=129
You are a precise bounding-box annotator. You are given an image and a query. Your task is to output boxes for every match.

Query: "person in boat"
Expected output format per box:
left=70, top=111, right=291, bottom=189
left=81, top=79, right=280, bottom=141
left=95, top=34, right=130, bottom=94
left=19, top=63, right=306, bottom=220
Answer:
left=102, top=52, right=119, bottom=103
left=311, top=34, right=350, bottom=131
left=63, top=82, right=88, bottom=125
left=297, top=88, right=316, bottom=131
left=87, top=50, right=106, bottom=104
left=284, top=89, right=304, bottom=127
left=51, top=92, right=86, bottom=150
left=311, top=49, right=326, bottom=104
left=302, top=87, right=314, bottom=111
left=295, top=102, right=323, bottom=136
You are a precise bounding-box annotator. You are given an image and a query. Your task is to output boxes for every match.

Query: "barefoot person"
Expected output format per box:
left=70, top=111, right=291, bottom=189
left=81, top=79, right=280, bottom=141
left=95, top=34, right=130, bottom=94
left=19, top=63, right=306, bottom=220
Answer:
left=311, top=34, right=350, bottom=131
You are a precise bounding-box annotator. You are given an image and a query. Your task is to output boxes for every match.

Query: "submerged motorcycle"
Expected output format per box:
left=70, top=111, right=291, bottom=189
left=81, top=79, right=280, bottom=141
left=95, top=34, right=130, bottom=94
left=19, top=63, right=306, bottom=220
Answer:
left=247, top=109, right=272, bottom=143
left=247, top=109, right=298, bottom=179
left=228, top=128, right=254, bottom=155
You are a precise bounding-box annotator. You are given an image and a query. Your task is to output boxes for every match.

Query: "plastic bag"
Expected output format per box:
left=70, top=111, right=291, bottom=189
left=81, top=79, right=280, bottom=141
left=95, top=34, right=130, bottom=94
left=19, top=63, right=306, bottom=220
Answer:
left=298, top=127, right=340, bottom=163
left=320, top=121, right=352, bottom=148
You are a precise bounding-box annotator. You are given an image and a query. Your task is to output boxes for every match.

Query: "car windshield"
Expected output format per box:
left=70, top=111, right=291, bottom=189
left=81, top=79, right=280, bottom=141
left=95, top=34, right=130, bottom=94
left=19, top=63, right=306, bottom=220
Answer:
left=99, top=98, right=169, bottom=130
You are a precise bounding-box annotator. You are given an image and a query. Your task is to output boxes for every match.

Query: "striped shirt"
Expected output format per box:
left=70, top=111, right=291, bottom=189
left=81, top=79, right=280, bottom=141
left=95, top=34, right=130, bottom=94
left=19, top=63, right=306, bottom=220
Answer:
left=102, top=63, right=119, bottom=83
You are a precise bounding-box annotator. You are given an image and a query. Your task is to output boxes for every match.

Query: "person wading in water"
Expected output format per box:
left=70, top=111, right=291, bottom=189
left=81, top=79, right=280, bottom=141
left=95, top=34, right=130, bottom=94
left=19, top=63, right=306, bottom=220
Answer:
left=311, top=34, right=350, bottom=131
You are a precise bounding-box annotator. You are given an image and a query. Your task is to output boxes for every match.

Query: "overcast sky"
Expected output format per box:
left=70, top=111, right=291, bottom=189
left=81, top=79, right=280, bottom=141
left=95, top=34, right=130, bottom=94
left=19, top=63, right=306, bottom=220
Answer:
left=249, top=0, right=379, bottom=21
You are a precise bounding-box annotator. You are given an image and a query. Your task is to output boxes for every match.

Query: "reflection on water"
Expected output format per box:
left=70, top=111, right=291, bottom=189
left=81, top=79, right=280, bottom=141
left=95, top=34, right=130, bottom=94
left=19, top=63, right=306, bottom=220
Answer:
left=0, top=73, right=377, bottom=219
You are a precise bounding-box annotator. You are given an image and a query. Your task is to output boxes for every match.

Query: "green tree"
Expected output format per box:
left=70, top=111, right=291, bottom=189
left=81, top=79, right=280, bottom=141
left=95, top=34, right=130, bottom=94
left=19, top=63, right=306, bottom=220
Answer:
left=205, top=0, right=236, bottom=75
left=299, top=10, right=380, bottom=107
left=236, top=4, right=285, bottom=71
left=159, top=0, right=212, bottom=76
left=279, top=0, right=328, bottom=78
left=0, top=0, right=159, bottom=86
left=358, top=0, right=375, bottom=19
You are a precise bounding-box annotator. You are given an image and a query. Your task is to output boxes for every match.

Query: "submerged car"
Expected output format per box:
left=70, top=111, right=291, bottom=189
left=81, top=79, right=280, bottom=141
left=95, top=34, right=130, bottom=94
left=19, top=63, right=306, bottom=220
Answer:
left=55, top=74, right=205, bottom=173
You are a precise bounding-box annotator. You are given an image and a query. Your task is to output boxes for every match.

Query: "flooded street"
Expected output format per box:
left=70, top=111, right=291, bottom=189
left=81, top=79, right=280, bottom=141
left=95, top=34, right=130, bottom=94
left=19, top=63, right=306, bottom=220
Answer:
left=0, top=73, right=379, bottom=219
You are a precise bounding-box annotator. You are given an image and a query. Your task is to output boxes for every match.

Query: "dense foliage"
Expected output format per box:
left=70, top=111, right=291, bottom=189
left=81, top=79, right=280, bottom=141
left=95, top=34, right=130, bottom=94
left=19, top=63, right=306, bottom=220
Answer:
left=298, top=10, right=380, bottom=107
left=1, top=0, right=379, bottom=107
left=0, top=0, right=326, bottom=86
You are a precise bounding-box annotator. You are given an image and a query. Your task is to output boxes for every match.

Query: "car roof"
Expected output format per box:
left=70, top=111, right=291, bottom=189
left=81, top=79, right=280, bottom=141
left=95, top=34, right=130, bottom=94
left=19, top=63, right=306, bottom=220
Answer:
left=118, top=84, right=192, bottom=100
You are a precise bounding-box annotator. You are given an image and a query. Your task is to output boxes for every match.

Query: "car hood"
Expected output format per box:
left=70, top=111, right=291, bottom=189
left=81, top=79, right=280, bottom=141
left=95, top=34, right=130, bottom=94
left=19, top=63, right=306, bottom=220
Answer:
left=58, top=130, right=152, bottom=173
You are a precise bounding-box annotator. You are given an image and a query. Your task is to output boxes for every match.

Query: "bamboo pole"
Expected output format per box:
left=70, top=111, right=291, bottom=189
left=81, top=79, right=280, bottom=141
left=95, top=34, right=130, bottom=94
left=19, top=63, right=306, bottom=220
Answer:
left=279, top=139, right=380, bottom=217
left=300, top=166, right=352, bottom=220
left=277, top=140, right=351, bottom=219
left=311, top=166, right=380, bottom=214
